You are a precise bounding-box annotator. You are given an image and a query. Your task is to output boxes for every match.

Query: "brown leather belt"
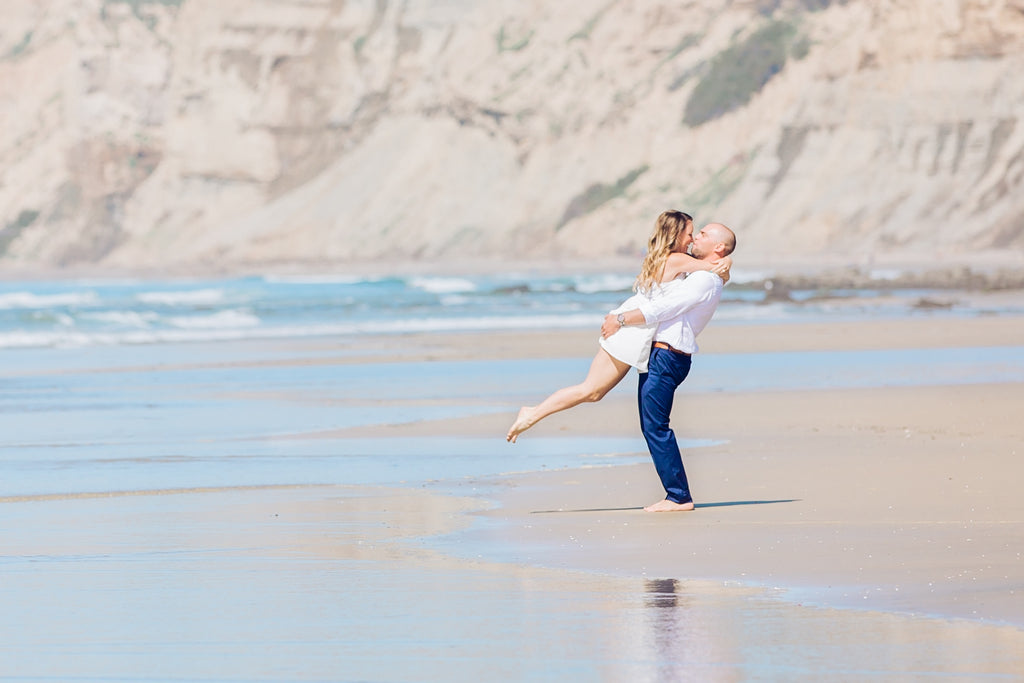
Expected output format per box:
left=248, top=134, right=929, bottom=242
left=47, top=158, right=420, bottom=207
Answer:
left=652, top=341, right=691, bottom=356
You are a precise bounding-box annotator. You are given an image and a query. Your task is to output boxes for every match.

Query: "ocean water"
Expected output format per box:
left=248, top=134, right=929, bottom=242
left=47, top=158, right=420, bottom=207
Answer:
left=2, top=272, right=1019, bottom=350
left=0, top=273, right=628, bottom=349
left=3, top=273, right=1024, bottom=680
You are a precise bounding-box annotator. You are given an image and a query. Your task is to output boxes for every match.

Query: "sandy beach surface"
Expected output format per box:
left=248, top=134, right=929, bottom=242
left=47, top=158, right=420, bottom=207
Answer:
left=3, top=312, right=1024, bottom=679
left=339, top=316, right=1024, bottom=626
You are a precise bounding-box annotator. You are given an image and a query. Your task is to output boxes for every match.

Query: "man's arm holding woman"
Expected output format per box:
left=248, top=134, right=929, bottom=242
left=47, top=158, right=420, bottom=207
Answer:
left=600, top=272, right=718, bottom=339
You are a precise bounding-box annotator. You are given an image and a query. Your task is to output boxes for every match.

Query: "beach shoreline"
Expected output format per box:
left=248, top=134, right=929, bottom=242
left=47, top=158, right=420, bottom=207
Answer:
left=329, top=316, right=1024, bottom=628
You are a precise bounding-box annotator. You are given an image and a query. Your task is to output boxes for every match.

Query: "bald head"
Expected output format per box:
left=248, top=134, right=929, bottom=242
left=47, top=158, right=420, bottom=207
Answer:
left=691, top=222, right=736, bottom=259
left=705, top=223, right=736, bottom=255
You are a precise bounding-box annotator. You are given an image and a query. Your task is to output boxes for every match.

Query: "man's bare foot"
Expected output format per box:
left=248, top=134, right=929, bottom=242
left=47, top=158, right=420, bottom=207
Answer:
left=506, top=407, right=535, bottom=443
left=644, top=499, right=695, bottom=512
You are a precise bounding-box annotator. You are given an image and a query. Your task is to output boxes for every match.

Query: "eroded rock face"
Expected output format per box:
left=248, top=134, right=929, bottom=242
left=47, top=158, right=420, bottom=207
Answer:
left=1, top=0, right=1023, bottom=271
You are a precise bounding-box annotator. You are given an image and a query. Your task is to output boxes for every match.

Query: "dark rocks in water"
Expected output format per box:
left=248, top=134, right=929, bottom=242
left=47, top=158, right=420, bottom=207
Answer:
left=913, top=298, right=955, bottom=310
left=738, top=267, right=1024, bottom=293
left=493, top=284, right=531, bottom=295
left=761, top=279, right=793, bottom=303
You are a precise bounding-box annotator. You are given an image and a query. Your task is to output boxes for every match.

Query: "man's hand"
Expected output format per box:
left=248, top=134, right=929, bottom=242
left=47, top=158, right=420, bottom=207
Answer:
left=601, top=313, right=621, bottom=339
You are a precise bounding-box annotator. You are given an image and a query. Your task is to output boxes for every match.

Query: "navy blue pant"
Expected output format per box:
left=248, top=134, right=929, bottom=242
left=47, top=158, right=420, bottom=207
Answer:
left=638, top=347, right=693, bottom=504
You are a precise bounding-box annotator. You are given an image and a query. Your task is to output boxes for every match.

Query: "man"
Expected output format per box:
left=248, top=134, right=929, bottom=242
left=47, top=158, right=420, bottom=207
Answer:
left=600, top=222, right=736, bottom=512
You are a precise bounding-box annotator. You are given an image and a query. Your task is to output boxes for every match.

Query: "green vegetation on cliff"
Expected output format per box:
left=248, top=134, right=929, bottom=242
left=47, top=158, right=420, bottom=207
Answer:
left=0, top=209, right=39, bottom=256
left=557, top=166, right=649, bottom=230
left=684, top=19, right=809, bottom=127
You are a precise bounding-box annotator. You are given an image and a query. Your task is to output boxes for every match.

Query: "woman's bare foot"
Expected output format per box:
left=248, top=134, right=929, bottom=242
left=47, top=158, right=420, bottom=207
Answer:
left=506, top=407, right=536, bottom=443
left=644, top=499, right=695, bottom=512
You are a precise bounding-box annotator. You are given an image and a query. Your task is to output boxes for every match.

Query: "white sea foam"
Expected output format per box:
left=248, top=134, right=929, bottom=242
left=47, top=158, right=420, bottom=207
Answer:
left=0, top=331, right=60, bottom=348
left=87, top=311, right=158, bottom=325
left=572, top=274, right=635, bottom=294
left=409, top=277, right=477, bottom=294
left=0, top=325, right=267, bottom=349
left=727, top=269, right=772, bottom=285
left=525, top=281, right=572, bottom=293
left=0, top=291, right=99, bottom=309
left=136, top=289, right=226, bottom=306
left=0, top=300, right=808, bottom=349
left=168, top=309, right=261, bottom=329
left=348, top=313, right=601, bottom=334
left=263, top=274, right=380, bottom=285
left=0, top=312, right=603, bottom=349
left=713, top=302, right=795, bottom=321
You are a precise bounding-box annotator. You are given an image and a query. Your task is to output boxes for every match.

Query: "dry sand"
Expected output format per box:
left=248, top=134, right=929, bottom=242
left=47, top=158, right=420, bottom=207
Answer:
left=333, top=315, right=1024, bottom=626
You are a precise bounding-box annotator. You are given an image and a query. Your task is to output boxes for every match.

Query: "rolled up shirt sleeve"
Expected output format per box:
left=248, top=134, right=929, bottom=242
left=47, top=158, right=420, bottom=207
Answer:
left=638, top=272, right=716, bottom=325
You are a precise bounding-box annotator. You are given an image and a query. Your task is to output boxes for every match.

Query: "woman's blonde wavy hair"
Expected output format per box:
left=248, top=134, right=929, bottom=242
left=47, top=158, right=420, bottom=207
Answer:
left=634, top=210, right=693, bottom=294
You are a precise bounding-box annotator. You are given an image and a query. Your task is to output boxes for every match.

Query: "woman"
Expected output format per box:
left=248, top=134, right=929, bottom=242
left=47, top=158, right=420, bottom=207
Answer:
left=506, top=210, right=730, bottom=443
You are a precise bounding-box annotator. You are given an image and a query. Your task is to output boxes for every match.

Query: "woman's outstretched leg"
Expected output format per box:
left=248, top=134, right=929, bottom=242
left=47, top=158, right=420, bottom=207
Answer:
left=506, top=349, right=630, bottom=443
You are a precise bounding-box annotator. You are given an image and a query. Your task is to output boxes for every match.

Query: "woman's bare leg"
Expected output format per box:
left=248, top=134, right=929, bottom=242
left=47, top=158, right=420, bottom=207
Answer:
left=506, top=349, right=630, bottom=443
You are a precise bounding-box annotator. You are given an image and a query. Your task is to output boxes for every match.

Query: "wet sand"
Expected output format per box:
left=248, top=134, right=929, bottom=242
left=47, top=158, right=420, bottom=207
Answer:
left=7, top=483, right=1024, bottom=680
left=3, top=313, right=1024, bottom=679
left=338, top=315, right=1024, bottom=627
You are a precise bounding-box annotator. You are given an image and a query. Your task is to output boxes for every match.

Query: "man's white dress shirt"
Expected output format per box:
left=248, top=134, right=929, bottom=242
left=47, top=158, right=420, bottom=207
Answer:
left=637, top=270, right=724, bottom=355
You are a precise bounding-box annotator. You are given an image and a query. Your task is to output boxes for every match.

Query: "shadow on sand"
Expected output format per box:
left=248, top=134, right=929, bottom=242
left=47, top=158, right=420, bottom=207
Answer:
left=530, top=499, right=799, bottom=514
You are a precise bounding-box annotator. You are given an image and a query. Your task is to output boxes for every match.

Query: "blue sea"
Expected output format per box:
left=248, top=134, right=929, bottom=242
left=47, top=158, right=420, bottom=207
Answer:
left=2, top=272, right=1023, bottom=681
left=2, top=271, right=1019, bottom=350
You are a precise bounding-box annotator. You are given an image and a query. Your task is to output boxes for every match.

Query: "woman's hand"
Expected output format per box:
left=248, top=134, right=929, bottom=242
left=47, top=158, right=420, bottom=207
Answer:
left=711, top=256, right=732, bottom=283
left=601, top=314, right=620, bottom=339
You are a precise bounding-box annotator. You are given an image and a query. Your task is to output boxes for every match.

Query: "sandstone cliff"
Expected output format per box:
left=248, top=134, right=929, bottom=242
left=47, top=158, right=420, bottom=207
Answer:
left=2, top=0, right=1023, bottom=274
